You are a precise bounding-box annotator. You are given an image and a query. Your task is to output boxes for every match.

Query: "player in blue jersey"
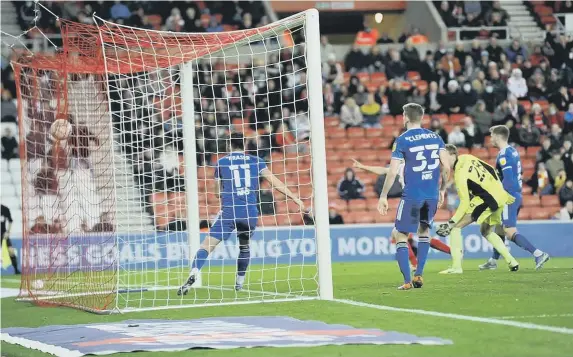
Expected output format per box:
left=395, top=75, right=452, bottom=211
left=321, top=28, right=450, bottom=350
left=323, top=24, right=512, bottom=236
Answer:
left=378, top=103, right=450, bottom=290
left=478, top=125, right=550, bottom=271
left=178, top=133, right=305, bottom=295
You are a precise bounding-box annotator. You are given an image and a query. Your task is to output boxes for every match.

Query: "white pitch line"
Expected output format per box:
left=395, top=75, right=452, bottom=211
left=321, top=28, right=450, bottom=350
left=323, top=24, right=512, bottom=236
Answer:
left=334, top=299, right=573, bottom=335
left=492, top=313, right=573, bottom=320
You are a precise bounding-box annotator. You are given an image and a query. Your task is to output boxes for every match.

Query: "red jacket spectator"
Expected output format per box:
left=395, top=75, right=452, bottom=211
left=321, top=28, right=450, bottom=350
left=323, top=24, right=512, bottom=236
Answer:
left=34, top=166, right=58, bottom=195
left=29, top=216, right=49, bottom=234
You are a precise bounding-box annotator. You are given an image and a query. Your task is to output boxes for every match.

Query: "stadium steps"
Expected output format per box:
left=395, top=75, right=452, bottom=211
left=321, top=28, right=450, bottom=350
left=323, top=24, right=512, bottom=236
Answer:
left=503, top=2, right=544, bottom=41
left=0, top=1, right=22, bottom=37
left=67, top=80, right=155, bottom=232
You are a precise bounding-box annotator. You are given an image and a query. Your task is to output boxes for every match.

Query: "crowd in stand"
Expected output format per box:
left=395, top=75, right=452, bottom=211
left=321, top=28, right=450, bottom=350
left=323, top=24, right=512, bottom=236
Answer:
left=4, top=1, right=573, bottom=227
left=326, top=28, right=573, bottom=220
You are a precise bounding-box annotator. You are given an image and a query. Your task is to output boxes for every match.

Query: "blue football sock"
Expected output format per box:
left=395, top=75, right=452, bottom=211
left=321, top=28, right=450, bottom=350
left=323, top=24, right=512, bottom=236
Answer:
left=415, top=236, right=430, bottom=276
left=396, top=241, right=411, bottom=284
left=513, top=233, right=537, bottom=255
left=191, top=248, right=209, bottom=271
left=237, top=245, right=251, bottom=277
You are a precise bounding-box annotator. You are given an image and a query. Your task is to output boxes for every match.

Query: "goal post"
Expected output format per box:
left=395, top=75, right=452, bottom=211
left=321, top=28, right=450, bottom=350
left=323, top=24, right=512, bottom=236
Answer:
left=16, top=8, right=332, bottom=313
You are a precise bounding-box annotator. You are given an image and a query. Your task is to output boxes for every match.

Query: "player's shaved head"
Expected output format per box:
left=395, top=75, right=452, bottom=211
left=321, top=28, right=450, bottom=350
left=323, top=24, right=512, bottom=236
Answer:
left=230, top=132, right=245, bottom=151
left=445, top=144, right=459, bottom=157
left=402, top=103, right=424, bottom=124
left=490, top=125, right=509, bottom=139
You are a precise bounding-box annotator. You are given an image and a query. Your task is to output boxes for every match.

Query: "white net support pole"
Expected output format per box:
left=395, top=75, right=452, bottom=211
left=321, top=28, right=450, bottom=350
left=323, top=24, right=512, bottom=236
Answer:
left=305, top=9, right=333, bottom=300
left=180, top=60, right=202, bottom=288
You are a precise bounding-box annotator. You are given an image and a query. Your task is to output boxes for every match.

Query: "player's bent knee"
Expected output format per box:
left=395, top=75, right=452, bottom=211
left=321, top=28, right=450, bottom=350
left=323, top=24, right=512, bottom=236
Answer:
left=238, top=232, right=251, bottom=251
left=504, top=227, right=517, bottom=240
left=479, top=223, right=491, bottom=237
left=417, top=223, right=430, bottom=237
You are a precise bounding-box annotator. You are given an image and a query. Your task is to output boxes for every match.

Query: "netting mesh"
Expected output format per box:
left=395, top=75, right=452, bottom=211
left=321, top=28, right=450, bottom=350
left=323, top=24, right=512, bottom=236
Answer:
left=17, top=12, right=325, bottom=312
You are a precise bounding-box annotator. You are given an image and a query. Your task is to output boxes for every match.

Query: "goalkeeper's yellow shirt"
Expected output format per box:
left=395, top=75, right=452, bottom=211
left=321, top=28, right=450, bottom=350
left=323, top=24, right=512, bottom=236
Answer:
left=451, top=154, right=515, bottom=224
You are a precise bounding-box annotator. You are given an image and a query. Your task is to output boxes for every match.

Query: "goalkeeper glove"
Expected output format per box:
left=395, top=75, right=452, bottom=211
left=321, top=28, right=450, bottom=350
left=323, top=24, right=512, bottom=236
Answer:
left=436, top=220, right=455, bottom=237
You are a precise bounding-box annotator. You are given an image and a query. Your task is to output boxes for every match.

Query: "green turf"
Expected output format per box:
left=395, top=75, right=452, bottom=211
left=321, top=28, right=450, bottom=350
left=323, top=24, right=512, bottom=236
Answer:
left=2, top=258, right=573, bottom=357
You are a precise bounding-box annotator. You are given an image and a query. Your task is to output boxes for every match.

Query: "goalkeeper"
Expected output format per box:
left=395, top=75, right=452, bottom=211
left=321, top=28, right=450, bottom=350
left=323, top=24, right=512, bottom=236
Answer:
left=436, top=145, right=519, bottom=274
left=178, top=133, right=305, bottom=295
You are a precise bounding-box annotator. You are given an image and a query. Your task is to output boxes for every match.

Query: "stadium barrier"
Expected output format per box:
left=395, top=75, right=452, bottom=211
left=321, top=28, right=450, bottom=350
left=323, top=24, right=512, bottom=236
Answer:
left=2, top=222, right=572, bottom=275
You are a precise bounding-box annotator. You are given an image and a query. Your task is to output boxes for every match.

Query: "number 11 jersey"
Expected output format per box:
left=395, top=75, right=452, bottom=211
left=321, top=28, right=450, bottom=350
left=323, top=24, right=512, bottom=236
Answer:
left=391, top=128, right=445, bottom=200
left=216, top=152, right=268, bottom=217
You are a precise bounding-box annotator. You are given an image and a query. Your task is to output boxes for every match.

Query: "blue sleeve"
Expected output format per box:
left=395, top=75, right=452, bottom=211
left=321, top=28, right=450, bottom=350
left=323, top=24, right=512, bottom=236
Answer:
left=257, top=157, right=268, bottom=174
left=391, top=137, right=404, bottom=161
left=214, top=162, right=220, bottom=179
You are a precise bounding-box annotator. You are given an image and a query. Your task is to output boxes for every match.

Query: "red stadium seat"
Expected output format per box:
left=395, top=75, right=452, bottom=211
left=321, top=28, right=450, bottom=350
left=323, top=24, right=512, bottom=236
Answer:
left=526, top=146, right=541, bottom=157
left=365, top=128, right=384, bottom=138
left=518, top=208, right=531, bottom=220
left=348, top=199, right=368, bottom=212
left=347, top=127, right=365, bottom=138
left=388, top=198, right=401, bottom=210
left=381, top=115, right=396, bottom=126
left=449, top=114, right=465, bottom=124
left=487, top=147, right=498, bottom=157
left=519, top=100, right=532, bottom=112
left=432, top=113, right=448, bottom=124
left=530, top=209, right=551, bottom=220
left=471, top=147, right=489, bottom=159
left=327, top=127, right=346, bottom=139
left=379, top=150, right=393, bottom=162
left=407, top=71, right=421, bottom=81
left=516, top=146, right=526, bottom=157
left=540, top=195, right=559, bottom=207
left=521, top=158, right=536, bottom=171
left=522, top=195, right=540, bottom=207
left=458, top=148, right=470, bottom=155
left=522, top=185, right=532, bottom=195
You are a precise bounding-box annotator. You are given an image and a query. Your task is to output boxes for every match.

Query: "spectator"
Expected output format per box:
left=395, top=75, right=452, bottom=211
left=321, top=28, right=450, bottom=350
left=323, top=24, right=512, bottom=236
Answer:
left=486, top=38, right=503, bottom=63
left=559, top=179, right=573, bottom=206
left=430, top=118, right=448, bottom=143
left=507, top=68, right=528, bottom=99
left=367, top=46, right=386, bottom=73
left=289, top=111, right=311, bottom=143
left=320, top=36, right=335, bottom=63
left=377, top=33, right=394, bottom=44
left=385, top=50, right=407, bottom=80
left=374, top=84, right=387, bottom=106
left=34, top=165, right=59, bottom=196
left=555, top=169, right=568, bottom=192
left=345, top=44, right=367, bottom=73
left=323, top=84, right=335, bottom=116
left=387, top=80, right=408, bottom=116
left=546, top=150, right=565, bottom=180
left=420, top=50, right=438, bottom=82
left=425, top=81, right=443, bottom=114
left=506, top=39, right=527, bottom=63
left=470, top=100, right=493, bottom=133
left=1, top=90, right=17, bottom=123
left=328, top=204, right=344, bottom=225
left=528, top=69, right=548, bottom=100
left=506, top=119, right=521, bottom=145
left=440, top=49, right=462, bottom=78
left=461, top=116, right=484, bottom=148
left=165, top=8, right=185, bottom=32
left=340, top=98, right=363, bottom=128
left=529, top=45, right=547, bottom=67
left=360, top=94, right=382, bottom=128
left=400, top=40, right=420, bottom=71
left=530, top=103, right=549, bottom=133
left=550, top=86, right=571, bottom=112
left=530, top=162, right=553, bottom=195
left=537, top=137, right=554, bottom=162
left=334, top=85, right=350, bottom=113
left=557, top=0, right=573, bottom=13
left=183, top=7, right=200, bottom=32
left=460, top=82, right=478, bottom=110
left=207, top=17, right=224, bottom=32
left=353, top=84, right=369, bottom=106
left=92, top=212, right=115, bottom=233
left=442, top=80, right=463, bottom=114
left=1, top=127, right=18, bottom=165
left=110, top=1, right=131, bottom=20
left=337, top=168, right=365, bottom=200
left=453, top=43, right=467, bottom=66
left=565, top=103, right=573, bottom=134
left=434, top=41, right=448, bottom=62
left=507, top=95, right=526, bottom=122
left=448, top=125, right=466, bottom=147
left=50, top=218, right=65, bottom=234
left=408, top=87, right=426, bottom=107
left=438, top=1, right=458, bottom=26
left=549, top=123, right=564, bottom=148
left=29, top=216, right=49, bottom=234
left=322, top=53, right=344, bottom=85
left=557, top=200, right=573, bottom=220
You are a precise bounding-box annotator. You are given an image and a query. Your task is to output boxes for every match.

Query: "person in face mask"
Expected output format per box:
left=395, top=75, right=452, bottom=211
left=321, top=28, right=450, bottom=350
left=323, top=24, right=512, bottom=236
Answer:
left=460, top=81, right=478, bottom=110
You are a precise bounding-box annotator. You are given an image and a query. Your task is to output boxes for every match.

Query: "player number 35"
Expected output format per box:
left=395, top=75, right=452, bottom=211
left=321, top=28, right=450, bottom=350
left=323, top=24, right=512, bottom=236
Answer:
left=409, top=144, right=440, bottom=172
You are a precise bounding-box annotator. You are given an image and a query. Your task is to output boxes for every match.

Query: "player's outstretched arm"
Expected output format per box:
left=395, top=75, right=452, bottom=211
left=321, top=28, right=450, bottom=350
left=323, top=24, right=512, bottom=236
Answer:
left=352, top=159, right=389, bottom=175
left=260, top=168, right=305, bottom=211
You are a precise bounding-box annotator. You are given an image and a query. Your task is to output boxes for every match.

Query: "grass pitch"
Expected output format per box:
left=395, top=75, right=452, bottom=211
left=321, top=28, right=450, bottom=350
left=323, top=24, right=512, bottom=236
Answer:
left=2, top=258, right=573, bottom=357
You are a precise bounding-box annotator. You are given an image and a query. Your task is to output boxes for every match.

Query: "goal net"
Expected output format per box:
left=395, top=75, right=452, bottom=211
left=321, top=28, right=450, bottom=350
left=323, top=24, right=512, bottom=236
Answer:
left=16, top=9, right=332, bottom=313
